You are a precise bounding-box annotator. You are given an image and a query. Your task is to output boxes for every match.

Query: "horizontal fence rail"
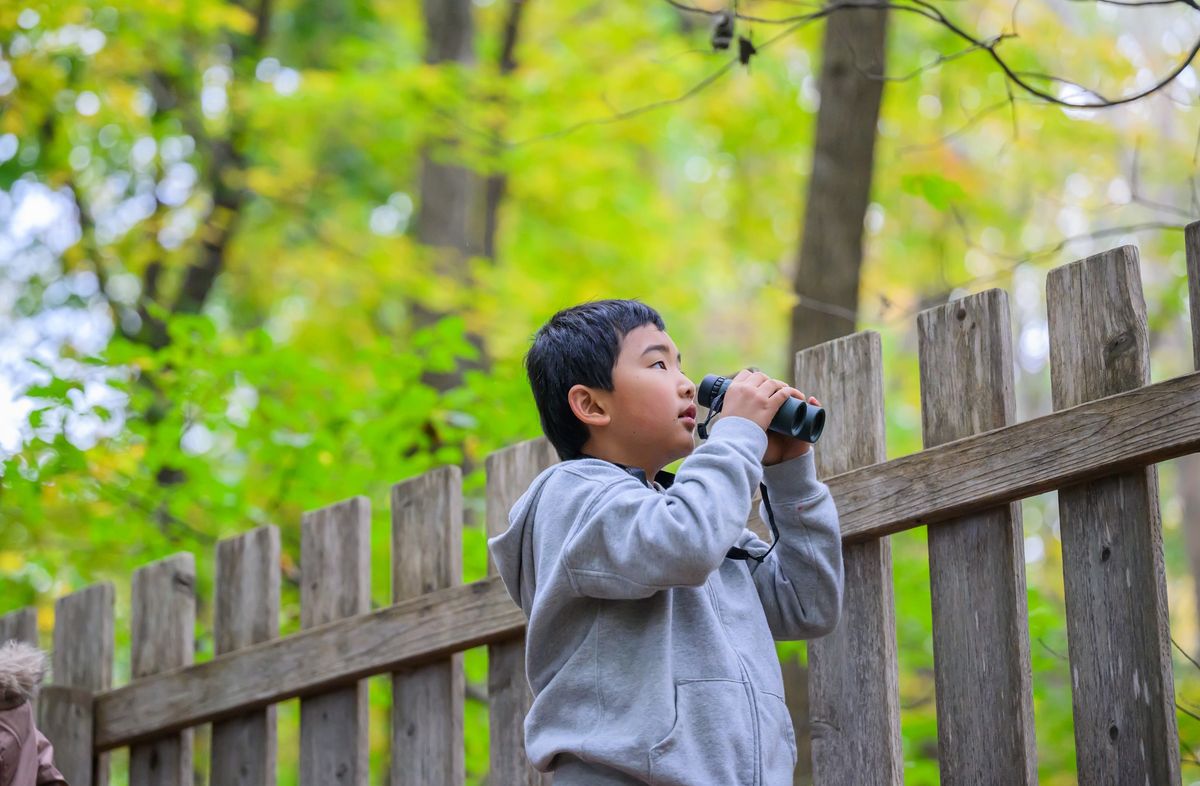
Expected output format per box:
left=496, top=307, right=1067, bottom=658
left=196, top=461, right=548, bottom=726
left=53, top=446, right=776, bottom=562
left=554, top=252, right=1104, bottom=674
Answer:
left=94, top=580, right=525, bottom=751
left=830, top=368, right=1200, bottom=542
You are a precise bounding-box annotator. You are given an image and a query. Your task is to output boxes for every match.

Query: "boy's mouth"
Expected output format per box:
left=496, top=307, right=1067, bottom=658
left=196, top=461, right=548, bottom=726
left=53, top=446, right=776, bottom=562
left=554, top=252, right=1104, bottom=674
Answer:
left=679, top=404, right=697, bottom=428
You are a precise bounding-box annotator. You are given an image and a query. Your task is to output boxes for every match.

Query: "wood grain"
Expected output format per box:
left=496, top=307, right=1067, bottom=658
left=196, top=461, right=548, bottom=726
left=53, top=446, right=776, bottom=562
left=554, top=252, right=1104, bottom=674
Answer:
left=51, top=583, right=113, bottom=786
left=1189, top=221, right=1200, bottom=371
left=918, top=290, right=1035, bottom=784
left=37, top=685, right=93, bottom=784
left=486, top=436, right=557, bottom=786
left=299, top=497, right=370, bottom=786
left=129, top=554, right=194, bottom=786
left=94, top=576, right=524, bottom=751
left=801, top=331, right=902, bottom=785
left=0, top=607, right=37, bottom=646
left=1047, top=245, right=1179, bottom=785
left=829, top=368, right=1200, bottom=542
left=391, top=466, right=465, bottom=786
left=210, top=526, right=279, bottom=786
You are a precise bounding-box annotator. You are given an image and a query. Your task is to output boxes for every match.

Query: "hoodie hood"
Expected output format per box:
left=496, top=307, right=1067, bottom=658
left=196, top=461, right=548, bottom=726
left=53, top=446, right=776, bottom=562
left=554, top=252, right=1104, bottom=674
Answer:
left=488, top=461, right=565, bottom=613
left=0, top=641, right=47, bottom=709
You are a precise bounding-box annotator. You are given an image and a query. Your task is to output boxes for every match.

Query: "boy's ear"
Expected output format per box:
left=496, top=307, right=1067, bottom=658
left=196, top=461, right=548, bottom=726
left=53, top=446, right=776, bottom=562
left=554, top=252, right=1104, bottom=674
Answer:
left=568, top=384, right=611, bottom=427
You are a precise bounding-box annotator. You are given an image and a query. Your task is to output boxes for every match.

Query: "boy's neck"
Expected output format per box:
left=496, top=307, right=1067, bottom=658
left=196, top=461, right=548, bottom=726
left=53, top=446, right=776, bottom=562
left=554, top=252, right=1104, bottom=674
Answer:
left=578, top=441, right=661, bottom=485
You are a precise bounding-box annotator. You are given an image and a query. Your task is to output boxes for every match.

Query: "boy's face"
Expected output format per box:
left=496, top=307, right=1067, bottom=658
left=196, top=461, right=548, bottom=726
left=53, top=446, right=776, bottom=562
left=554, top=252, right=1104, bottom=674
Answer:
left=571, top=324, right=698, bottom=473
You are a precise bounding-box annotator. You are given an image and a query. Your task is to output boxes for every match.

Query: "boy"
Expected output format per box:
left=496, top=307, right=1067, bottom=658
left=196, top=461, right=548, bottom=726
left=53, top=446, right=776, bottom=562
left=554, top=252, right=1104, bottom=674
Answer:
left=488, top=299, right=844, bottom=786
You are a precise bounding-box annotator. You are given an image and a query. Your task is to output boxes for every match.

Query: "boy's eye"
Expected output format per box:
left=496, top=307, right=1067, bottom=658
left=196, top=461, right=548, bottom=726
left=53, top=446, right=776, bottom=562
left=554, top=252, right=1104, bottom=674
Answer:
left=653, top=361, right=667, bottom=369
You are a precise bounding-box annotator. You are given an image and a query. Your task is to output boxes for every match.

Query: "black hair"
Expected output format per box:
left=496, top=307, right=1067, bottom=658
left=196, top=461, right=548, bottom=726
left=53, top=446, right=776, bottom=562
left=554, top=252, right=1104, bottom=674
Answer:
left=525, top=299, right=666, bottom=461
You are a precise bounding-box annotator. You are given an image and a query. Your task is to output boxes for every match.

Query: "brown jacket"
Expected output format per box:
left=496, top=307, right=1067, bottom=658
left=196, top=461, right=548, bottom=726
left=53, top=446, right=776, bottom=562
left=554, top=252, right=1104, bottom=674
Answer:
left=0, top=642, right=68, bottom=786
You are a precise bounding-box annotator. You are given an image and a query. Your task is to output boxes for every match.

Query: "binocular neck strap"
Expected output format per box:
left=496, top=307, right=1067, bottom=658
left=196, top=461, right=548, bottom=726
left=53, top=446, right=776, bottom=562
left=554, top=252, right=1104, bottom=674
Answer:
left=696, top=390, right=725, bottom=441
left=725, top=482, right=779, bottom=564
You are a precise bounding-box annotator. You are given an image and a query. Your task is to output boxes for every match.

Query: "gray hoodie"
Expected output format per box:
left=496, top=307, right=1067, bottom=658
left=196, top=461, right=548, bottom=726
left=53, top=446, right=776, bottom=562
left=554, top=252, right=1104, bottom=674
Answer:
left=487, top=415, right=844, bottom=786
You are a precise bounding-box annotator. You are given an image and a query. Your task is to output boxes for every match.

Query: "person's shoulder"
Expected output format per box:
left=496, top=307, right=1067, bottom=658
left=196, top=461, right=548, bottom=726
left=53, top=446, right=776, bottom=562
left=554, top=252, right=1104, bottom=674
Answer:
left=539, top=459, right=652, bottom=511
left=551, top=459, right=649, bottom=492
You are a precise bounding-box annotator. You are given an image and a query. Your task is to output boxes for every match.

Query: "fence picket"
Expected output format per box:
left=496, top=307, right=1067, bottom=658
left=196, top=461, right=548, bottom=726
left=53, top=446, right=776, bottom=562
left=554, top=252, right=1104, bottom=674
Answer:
left=48, top=583, right=113, bottom=786
left=129, top=554, right=195, bottom=786
left=300, top=496, right=371, bottom=786
left=486, top=437, right=557, bottom=786
left=211, top=526, right=280, bottom=786
left=1188, top=220, right=1200, bottom=371
left=1046, top=246, right=1179, bottom=784
left=391, top=466, right=465, bottom=786
left=798, top=331, right=903, bottom=785
left=0, top=607, right=37, bottom=646
left=917, top=290, right=1036, bottom=784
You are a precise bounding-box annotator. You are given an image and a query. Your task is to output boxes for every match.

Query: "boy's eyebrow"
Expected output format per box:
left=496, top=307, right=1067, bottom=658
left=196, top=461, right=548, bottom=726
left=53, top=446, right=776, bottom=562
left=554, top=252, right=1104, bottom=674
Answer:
left=641, top=344, right=682, bottom=363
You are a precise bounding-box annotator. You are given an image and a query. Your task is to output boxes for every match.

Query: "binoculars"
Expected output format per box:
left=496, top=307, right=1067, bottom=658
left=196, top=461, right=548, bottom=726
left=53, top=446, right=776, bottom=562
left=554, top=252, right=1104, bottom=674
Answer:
left=697, top=373, right=826, bottom=443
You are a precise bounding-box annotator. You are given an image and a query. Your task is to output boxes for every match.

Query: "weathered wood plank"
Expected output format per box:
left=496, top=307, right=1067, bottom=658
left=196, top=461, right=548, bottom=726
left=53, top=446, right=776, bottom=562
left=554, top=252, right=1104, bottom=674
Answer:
left=95, top=577, right=524, bottom=751
left=1188, top=221, right=1200, bottom=371
left=0, top=607, right=37, bottom=646
left=832, top=368, right=1200, bottom=541
left=52, top=583, right=113, bottom=786
left=918, top=290, right=1036, bottom=784
left=1047, top=245, right=1179, bottom=785
left=38, top=685, right=93, bottom=784
left=486, top=437, right=557, bottom=786
left=90, top=366, right=1200, bottom=750
left=391, top=466, right=465, bottom=786
left=129, top=554, right=194, bottom=786
left=1182, top=221, right=1200, bottom=658
left=801, top=331, right=901, bottom=785
left=210, top=526, right=279, bottom=786
left=299, top=496, right=370, bottom=786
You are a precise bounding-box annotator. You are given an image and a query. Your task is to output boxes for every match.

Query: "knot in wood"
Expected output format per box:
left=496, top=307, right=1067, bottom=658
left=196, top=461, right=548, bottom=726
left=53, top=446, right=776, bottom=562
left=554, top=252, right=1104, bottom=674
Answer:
left=1103, top=331, right=1135, bottom=365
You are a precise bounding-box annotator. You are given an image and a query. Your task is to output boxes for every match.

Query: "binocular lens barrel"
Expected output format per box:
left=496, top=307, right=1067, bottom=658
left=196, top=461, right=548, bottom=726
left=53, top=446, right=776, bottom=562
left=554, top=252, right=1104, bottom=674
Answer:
left=698, top=373, right=826, bottom=443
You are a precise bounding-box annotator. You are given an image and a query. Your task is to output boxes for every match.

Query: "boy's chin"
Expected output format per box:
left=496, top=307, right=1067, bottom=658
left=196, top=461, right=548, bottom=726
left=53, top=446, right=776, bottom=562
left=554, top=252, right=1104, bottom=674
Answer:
left=673, top=443, right=697, bottom=461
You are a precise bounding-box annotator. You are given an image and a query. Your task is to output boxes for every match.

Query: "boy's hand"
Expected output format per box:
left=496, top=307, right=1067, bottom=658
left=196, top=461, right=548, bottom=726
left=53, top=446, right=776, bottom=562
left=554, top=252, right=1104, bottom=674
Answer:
left=720, top=369, right=818, bottom=464
left=720, top=369, right=797, bottom=432
left=762, top=391, right=821, bottom=466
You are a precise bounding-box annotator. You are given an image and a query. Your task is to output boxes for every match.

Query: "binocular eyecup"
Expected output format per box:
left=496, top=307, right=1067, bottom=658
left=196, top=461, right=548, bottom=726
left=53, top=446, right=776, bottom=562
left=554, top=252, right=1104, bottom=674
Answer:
left=697, top=373, right=826, bottom=443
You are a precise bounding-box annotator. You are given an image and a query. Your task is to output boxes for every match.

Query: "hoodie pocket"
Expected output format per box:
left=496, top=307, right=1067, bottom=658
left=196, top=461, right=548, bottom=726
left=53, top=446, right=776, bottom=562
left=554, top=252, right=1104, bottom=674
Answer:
left=757, top=689, right=798, bottom=784
left=649, top=678, right=755, bottom=786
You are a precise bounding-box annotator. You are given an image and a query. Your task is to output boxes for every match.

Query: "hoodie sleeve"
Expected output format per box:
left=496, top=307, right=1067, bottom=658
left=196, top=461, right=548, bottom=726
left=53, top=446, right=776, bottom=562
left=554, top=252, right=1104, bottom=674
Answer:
left=560, top=415, right=767, bottom=600
left=740, top=449, right=844, bottom=640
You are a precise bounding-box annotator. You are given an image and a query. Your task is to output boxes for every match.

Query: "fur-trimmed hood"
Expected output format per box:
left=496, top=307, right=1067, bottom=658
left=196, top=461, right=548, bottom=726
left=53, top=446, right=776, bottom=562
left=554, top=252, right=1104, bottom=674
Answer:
left=0, top=641, right=47, bottom=710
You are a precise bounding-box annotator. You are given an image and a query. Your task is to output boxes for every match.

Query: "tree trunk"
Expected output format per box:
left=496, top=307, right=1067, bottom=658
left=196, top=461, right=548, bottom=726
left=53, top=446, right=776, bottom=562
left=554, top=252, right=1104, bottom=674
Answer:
left=412, top=0, right=485, bottom=407
left=412, top=1, right=528, bottom=522
left=786, top=4, right=889, bottom=784
left=789, top=2, right=888, bottom=359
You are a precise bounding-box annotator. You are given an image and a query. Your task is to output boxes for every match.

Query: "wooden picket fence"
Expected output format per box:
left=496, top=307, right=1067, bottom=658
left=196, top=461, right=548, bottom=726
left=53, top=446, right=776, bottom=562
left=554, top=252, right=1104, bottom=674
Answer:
left=5, top=224, right=1200, bottom=785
